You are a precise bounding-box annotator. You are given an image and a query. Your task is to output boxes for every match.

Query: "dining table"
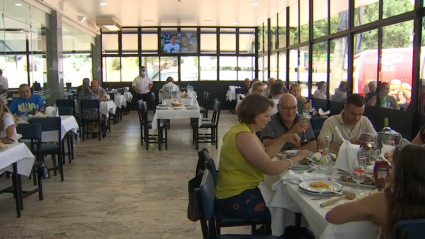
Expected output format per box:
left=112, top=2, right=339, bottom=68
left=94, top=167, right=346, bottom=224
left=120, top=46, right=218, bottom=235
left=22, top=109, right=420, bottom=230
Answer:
left=100, top=100, right=117, bottom=118
left=0, top=143, right=35, bottom=217
left=260, top=153, right=379, bottom=239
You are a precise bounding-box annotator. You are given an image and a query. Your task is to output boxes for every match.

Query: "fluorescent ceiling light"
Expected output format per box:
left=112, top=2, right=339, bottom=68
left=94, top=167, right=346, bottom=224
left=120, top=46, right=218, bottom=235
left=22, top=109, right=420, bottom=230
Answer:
left=204, top=20, right=213, bottom=22
left=77, top=16, right=86, bottom=22
left=233, top=22, right=239, bottom=25
left=99, top=2, right=107, bottom=6
left=104, top=25, right=120, bottom=31
left=15, top=3, right=23, bottom=6
left=252, top=2, right=259, bottom=6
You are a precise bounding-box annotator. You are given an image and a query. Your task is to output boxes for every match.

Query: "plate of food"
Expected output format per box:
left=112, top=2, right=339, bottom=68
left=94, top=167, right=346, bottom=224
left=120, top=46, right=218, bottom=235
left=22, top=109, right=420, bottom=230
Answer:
left=283, top=150, right=314, bottom=158
left=299, top=180, right=343, bottom=194
left=335, top=175, right=376, bottom=189
left=0, top=142, right=7, bottom=151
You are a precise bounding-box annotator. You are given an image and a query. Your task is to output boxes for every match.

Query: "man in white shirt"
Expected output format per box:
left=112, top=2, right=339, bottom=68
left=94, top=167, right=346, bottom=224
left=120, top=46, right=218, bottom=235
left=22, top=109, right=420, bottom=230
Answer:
left=132, top=66, right=154, bottom=110
left=0, top=70, right=8, bottom=93
left=269, top=82, right=284, bottom=115
left=163, top=34, right=180, bottom=53
left=318, top=94, right=376, bottom=152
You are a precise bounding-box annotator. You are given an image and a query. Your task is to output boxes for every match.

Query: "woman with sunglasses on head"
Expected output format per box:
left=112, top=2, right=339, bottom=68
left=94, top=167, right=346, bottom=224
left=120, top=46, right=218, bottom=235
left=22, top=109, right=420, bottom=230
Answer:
left=0, top=97, right=16, bottom=144
left=326, top=142, right=425, bottom=239
left=289, top=84, right=311, bottom=114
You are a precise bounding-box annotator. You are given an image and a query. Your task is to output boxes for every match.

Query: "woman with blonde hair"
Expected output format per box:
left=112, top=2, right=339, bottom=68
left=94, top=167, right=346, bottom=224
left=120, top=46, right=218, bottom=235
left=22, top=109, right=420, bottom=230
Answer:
left=0, top=97, right=16, bottom=144
left=289, top=83, right=311, bottom=113
left=249, top=81, right=265, bottom=95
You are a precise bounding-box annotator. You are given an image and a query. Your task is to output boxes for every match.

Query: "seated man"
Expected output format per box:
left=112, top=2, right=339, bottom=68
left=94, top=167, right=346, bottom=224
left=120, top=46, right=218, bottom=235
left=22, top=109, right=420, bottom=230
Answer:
left=261, top=93, right=317, bottom=152
left=318, top=94, right=376, bottom=152
left=9, top=84, right=45, bottom=115
left=269, top=82, right=284, bottom=115
left=91, top=79, right=107, bottom=100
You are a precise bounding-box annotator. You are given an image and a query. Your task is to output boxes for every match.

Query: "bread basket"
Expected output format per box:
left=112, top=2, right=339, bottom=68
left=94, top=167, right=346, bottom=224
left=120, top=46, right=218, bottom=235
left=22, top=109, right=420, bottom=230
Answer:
left=171, top=101, right=183, bottom=107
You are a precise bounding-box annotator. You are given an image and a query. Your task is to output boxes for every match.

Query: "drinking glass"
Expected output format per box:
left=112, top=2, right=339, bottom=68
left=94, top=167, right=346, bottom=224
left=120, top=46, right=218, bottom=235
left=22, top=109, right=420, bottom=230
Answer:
left=363, top=133, right=376, bottom=149
left=299, top=115, right=310, bottom=143
left=351, top=149, right=367, bottom=196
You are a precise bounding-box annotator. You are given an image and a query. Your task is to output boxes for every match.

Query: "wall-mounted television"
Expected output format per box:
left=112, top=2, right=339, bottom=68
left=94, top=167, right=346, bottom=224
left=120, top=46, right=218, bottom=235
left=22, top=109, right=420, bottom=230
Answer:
left=160, top=31, right=198, bottom=54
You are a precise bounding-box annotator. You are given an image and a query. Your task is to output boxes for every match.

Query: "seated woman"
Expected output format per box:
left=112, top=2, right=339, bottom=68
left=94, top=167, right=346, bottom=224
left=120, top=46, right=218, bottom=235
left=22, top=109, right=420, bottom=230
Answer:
left=326, top=143, right=425, bottom=239
left=0, top=97, right=16, bottom=144
left=331, top=81, right=348, bottom=103
left=313, top=81, right=327, bottom=99
left=369, top=82, right=400, bottom=110
left=289, top=84, right=311, bottom=114
left=249, top=81, right=265, bottom=95
left=216, top=94, right=309, bottom=222
left=78, top=85, right=101, bottom=133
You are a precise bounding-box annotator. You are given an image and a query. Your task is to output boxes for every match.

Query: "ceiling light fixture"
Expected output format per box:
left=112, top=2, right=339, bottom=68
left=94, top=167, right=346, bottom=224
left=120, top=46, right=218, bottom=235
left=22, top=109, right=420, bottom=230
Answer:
left=233, top=22, right=239, bottom=25
left=15, top=3, right=23, bottom=6
left=77, top=16, right=86, bottom=22
left=252, top=2, right=259, bottom=6
left=144, top=20, right=154, bottom=22
left=99, top=2, right=107, bottom=6
left=204, top=20, right=213, bottom=22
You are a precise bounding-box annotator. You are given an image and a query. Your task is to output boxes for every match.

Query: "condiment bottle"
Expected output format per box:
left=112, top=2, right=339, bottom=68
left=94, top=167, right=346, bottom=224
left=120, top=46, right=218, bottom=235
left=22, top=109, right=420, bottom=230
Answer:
left=374, top=161, right=389, bottom=191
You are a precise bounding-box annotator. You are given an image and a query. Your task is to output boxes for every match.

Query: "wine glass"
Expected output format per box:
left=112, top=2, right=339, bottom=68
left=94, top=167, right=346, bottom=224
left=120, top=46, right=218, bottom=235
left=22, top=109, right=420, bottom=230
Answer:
left=363, top=133, right=376, bottom=149
left=351, top=149, right=367, bottom=196
left=299, top=115, right=310, bottom=143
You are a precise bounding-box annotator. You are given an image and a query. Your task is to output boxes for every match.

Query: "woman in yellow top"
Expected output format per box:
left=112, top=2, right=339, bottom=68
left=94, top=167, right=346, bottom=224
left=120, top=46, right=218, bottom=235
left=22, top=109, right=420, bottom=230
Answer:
left=216, top=94, right=309, bottom=222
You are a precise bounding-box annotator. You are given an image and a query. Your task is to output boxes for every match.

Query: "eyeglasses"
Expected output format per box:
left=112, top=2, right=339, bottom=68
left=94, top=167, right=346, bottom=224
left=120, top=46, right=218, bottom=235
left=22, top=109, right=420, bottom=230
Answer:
left=278, top=104, right=297, bottom=111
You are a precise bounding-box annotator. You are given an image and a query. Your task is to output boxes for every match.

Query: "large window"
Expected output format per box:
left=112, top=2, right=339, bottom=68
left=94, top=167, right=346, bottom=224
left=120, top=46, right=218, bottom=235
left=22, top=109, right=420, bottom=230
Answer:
left=314, top=0, right=328, bottom=39
left=160, top=57, right=178, bottom=81
left=238, top=56, right=254, bottom=81
left=331, top=0, right=349, bottom=34
left=122, top=32, right=138, bottom=54
left=220, top=28, right=236, bottom=54
left=200, top=56, right=217, bottom=81
left=240, top=29, right=255, bottom=54
left=270, top=15, right=278, bottom=51
left=141, top=34, right=158, bottom=53
left=201, top=33, right=217, bottom=54
left=289, top=3, right=299, bottom=45
left=299, top=45, right=309, bottom=97
left=141, top=57, right=160, bottom=81
left=300, top=0, right=309, bottom=43
left=181, top=56, right=199, bottom=81
left=121, top=57, right=139, bottom=82
left=278, top=52, right=287, bottom=82
left=383, top=0, right=414, bottom=19
left=289, top=49, right=299, bottom=84
left=104, top=57, right=121, bottom=82
left=354, top=0, right=379, bottom=27
left=270, top=53, right=278, bottom=79
left=258, top=57, right=264, bottom=81
left=312, top=42, right=328, bottom=98
left=330, top=37, right=348, bottom=98
left=278, top=10, right=287, bottom=49
left=219, top=56, right=237, bottom=81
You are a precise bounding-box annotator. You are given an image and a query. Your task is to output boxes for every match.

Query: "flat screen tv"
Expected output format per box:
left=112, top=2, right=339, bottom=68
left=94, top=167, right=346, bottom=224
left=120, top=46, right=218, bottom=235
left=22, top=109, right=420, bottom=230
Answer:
left=160, top=31, right=197, bottom=54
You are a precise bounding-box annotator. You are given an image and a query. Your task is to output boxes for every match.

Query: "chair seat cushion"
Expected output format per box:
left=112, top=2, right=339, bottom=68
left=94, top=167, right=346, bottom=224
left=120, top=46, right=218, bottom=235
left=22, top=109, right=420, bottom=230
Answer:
left=220, top=213, right=253, bottom=224
left=220, top=235, right=279, bottom=239
left=32, top=143, right=59, bottom=152
left=200, top=122, right=216, bottom=128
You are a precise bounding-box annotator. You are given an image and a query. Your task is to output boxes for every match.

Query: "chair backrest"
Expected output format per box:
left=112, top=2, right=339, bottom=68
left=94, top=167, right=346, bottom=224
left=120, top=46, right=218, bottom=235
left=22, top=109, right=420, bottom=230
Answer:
left=80, top=99, right=101, bottom=120
left=212, top=100, right=222, bottom=126
left=56, top=99, right=75, bottom=108
left=136, top=99, right=144, bottom=123
left=138, top=100, right=148, bottom=122
left=108, top=93, right=115, bottom=101
left=203, top=92, right=210, bottom=109
left=391, top=219, right=425, bottom=239
left=17, top=123, right=42, bottom=141
left=235, top=88, right=243, bottom=95
left=58, top=107, right=73, bottom=116
left=29, top=117, right=62, bottom=143
left=203, top=150, right=217, bottom=185
left=195, top=169, right=216, bottom=239
left=310, top=117, right=326, bottom=131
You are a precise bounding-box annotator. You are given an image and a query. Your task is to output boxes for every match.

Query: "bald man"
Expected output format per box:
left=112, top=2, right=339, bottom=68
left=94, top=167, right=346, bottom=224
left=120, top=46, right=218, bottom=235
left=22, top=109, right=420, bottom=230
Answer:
left=261, top=93, right=317, bottom=151
left=240, top=78, right=250, bottom=95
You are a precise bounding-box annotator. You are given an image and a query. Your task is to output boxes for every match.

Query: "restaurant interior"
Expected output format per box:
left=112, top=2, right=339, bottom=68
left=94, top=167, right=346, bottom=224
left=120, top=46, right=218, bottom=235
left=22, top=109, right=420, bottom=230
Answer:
left=1, top=0, right=425, bottom=238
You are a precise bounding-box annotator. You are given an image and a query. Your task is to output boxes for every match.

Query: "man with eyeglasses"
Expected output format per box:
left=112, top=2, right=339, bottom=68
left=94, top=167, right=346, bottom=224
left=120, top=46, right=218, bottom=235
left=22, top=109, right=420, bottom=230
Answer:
left=261, top=93, right=317, bottom=151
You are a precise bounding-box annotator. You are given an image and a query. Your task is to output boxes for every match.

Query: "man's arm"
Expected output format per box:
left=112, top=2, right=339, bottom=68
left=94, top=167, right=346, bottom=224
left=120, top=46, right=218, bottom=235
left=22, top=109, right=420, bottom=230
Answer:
left=317, top=119, right=338, bottom=152
left=8, top=100, right=17, bottom=114
left=300, top=122, right=318, bottom=151
left=37, top=95, right=46, bottom=112
left=299, top=140, right=317, bottom=151
left=148, top=78, right=153, bottom=90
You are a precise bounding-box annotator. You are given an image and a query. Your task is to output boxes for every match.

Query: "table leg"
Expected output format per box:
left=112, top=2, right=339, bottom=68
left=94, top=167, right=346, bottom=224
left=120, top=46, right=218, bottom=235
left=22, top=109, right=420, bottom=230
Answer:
left=12, top=163, right=21, bottom=218
left=295, top=212, right=301, bottom=227
left=157, top=119, right=162, bottom=151
left=194, top=118, right=199, bottom=150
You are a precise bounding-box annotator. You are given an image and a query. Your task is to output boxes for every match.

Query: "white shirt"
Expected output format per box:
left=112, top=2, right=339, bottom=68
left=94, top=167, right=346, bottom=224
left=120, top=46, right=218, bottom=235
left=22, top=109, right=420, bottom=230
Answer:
left=0, top=113, right=16, bottom=138
left=163, top=43, right=180, bottom=53
left=271, top=98, right=280, bottom=115
left=132, top=75, right=153, bottom=94
left=0, top=75, right=8, bottom=90
left=161, top=82, right=180, bottom=93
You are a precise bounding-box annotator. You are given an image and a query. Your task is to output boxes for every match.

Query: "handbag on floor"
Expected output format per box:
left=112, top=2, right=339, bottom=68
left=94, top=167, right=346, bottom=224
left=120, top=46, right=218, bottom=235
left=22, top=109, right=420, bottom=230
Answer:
left=187, top=150, right=207, bottom=222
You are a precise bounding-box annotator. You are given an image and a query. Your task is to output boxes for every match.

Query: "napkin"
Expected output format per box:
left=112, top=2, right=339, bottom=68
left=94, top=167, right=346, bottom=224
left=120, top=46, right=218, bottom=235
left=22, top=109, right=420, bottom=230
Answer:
left=318, top=108, right=330, bottom=116
left=315, top=197, right=357, bottom=209
left=335, top=140, right=361, bottom=173
left=45, top=106, right=58, bottom=117
left=271, top=170, right=328, bottom=191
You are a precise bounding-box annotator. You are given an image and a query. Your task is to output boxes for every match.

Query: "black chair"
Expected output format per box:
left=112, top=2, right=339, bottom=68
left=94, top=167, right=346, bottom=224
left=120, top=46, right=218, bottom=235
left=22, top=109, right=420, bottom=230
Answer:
left=137, top=100, right=168, bottom=150
left=391, top=219, right=425, bottom=239
left=17, top=123, right=42, bottom=185
left=310, top=117, right=327, bottom=139
left=28, top=117, right=64, bottom=181
left=57, top=107, right=75, bottom=164
left=80, top=99, right=106, bottom=141
left=202, top=149, right=269, bottom=236
left=108, top=93, right=120, bottom=124
left=195, top=99, right=222, bottom=150
left=200, top=92, right=211, bottom=118
left=195, top=169, right=279, bottom=239
left=58, top=107, right=73, bottom=116
left=56, top=99, right=75, bottom=114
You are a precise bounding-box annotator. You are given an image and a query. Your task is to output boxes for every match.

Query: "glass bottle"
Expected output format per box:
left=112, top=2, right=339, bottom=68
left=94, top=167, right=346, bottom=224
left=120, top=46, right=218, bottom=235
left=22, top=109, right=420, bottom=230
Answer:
left=318, top=136, right=333, bottom=180
left=382, top=117, right=391, bottom=132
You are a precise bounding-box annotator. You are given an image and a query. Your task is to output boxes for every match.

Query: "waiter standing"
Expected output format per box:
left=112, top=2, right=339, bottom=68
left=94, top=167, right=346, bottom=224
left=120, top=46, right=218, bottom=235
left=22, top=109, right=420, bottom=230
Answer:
left=0, top=70, right=8, bottom=93
left=132, top=66, right=154, bottom=110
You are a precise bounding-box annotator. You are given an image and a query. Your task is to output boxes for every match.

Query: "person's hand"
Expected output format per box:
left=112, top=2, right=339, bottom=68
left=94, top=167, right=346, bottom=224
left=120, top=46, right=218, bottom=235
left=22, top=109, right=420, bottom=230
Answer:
left=349, top=138, right=367, bottom=147
left=290, top=120, right=309, bottom=134
left=297, top=96, right=307, bottom=104
left=281, top=133, right=301, bottom=148
left=292, top=150, right=310, bottom=163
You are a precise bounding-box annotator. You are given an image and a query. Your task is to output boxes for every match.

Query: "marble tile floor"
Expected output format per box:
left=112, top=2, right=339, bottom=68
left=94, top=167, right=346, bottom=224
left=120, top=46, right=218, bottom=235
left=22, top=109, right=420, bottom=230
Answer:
left=0, top=111, right=252, bottom=238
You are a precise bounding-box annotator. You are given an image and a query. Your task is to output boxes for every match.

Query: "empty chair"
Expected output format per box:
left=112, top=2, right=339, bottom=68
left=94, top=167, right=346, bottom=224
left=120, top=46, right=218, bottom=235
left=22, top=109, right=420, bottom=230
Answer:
left=28, top=117, right=64, bottom=181
left=137, top=100, right=168, bottom=150
left=194, top=99, right=222, bottom=150
left=200, top=92, right=211, bottom=118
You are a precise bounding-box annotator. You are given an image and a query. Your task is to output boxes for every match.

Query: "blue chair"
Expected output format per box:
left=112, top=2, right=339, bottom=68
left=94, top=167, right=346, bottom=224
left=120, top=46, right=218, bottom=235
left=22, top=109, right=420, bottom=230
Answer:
left=202, top=149, right=271, bottom=236
left=391, top=219, right=425, bottom=239
left=28, top=117, right=64, bottom=181
left=310, top=117, right=327, bottom=139
left=195, top=169, right=279, bottom=239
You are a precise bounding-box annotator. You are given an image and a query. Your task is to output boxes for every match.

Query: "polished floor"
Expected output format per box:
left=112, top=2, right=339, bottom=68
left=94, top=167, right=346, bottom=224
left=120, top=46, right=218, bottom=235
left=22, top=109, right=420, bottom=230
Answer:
left=0, top=111, right=251, bottom=238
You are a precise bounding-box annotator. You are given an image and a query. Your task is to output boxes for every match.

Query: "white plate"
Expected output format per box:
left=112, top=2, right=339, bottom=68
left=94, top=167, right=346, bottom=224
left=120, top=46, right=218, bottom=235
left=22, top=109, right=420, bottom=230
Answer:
left=335, top=179, right=376, bottom=189
left=157, top=105, right=169, bottom=108
left=298, top=187, right=338, bottom=196
left=156, top=107, right=169, bottom=110
left=299, top=180, right=343, bottom=194
left=173, top=107, right=184, bottom=110
left=12, top=134, right=22, bottom=140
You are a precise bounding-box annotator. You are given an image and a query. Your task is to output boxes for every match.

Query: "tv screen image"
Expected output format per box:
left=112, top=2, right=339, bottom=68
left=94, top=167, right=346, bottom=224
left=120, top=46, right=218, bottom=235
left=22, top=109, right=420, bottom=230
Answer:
left=160, top=32, right=197, bottom=54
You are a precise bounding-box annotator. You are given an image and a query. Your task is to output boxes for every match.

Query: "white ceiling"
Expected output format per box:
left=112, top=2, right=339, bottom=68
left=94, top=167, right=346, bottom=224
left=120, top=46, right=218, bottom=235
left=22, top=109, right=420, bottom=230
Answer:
left=66, top=0, right=298, bottom=27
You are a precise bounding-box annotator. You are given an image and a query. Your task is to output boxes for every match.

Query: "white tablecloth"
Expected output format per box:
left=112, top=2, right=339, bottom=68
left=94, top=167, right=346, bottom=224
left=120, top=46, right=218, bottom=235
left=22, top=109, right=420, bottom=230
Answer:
left=100, top=101, right=117, bottom=118
left=226, top=90, right=236, bottom=101
left=0, top=143, right=35, bottom=177
left=124, top=92, right=133, bottom=102
left=262, top=169, right=379, bottom=238
left=114, top=95, right=127, bottom=109
left=151, top=108, right=202, bottom=130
